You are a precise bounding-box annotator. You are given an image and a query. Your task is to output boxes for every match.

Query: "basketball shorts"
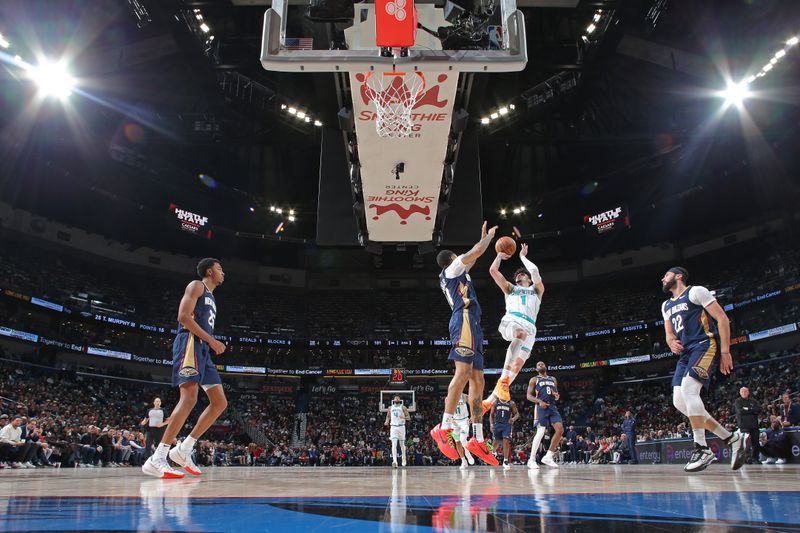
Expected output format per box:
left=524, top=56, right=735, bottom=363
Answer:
left=172, top=331, right=222, bottom=388
left=536, top=406, right=562, bottom=428
left=453, top=418, right=470, bottom=440
left=493, top=423, right=513, bottom=441
left=672, top=338, right=718, bottom=389
left=498, top=314, right=536, bottom=343
left=447, top=311, right=484, bottom=370
left=390, top=425, right=406, bottom=441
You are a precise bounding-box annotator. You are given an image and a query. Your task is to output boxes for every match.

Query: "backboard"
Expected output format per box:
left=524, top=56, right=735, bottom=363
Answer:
left=260, top=0, right=528, bottom=248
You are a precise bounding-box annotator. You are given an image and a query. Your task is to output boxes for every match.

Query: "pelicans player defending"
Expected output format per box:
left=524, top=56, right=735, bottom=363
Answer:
left=484, top=244, right=543, bottom=411
left=142, top=258, right=228, bottom=479
left=661, top=266, right=747, bottom=472
left=384, top=395, right=411, bottom=467
left=430, top=222, right=499, bottom=466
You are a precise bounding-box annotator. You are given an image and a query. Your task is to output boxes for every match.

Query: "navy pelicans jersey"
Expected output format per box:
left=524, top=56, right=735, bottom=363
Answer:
left=178, top=282, right=217, bottom=337
left=495, top=400, right=513, bottom=426
left=439, top=257, right=482, bottom=320
left=661, top=286, right=718, bottom=351
left=534, top=376, right=558, bottom=404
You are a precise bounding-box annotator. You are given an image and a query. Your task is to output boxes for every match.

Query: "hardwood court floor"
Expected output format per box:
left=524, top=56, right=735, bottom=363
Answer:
left=1, top=464, right=798, bottom=531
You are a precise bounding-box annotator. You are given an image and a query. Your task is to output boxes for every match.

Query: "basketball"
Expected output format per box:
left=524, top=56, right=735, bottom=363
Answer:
left=495, top=236, right=517, bottom=256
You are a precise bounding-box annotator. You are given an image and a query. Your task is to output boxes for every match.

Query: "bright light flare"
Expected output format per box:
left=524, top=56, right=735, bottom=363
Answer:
left=29, top=60, right=75, bottom=99
left=718, top=80, right=751, bottom=109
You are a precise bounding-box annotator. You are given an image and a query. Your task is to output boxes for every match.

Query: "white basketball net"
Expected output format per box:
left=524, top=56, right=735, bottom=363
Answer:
left=364, top=72, right=426, bottom=138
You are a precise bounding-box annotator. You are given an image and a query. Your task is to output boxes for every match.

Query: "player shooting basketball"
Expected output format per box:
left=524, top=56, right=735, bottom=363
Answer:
left=483, top=242, right=544, bottom=412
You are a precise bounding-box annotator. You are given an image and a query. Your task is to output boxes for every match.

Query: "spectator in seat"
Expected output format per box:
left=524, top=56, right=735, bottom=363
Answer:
left=761, top=417, right=790, bottom=464
left=0, top=416, right=36, bottom=468
left=564, top=426, right=578, bottom=463
left=779, top=393, right=800, bottom=427
left=24, top=420, right=54, bottom=467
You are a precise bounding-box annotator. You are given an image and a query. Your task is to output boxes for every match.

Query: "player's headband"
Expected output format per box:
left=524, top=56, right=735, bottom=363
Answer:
left=667, top=267, right=689, bottom=281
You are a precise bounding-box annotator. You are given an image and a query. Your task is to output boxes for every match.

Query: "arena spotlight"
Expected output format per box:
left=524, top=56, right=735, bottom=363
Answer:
left=718, top=80, right=751, bottom=109
left=29, top=60, right=75, bottom=99
left=0, top=33, right=9, bottom=49
left=787, top=36, right=799, bottom=46
left=480, top=117, right=490, bottom=124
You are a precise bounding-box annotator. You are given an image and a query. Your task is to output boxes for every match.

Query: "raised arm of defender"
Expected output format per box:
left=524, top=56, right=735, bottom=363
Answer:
left=460, top=221, right=498, bottom=270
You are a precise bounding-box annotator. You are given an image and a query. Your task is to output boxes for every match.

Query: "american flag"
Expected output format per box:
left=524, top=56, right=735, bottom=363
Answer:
left=285, top=37, right=313, bottom=51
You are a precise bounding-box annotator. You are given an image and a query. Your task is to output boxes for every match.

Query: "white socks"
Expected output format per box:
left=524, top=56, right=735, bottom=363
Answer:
left=153, top=442, right=171, bottom=460
left=706, top=420, right=731, bottom=440
left=473, top=423, right=484, bottom=442
left=180, top=436, right=197, bottom=454
left=692, top=428, right=707, bottom=447
left=441, top=413, right=454, bottom=430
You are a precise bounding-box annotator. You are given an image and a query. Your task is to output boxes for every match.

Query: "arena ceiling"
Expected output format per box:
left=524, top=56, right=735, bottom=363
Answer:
left=0, top=0, right=798, bottom=267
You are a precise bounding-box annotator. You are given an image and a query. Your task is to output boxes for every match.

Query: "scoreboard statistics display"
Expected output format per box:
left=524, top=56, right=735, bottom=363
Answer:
left=584, top=205, right=630, bottom=234
left=169, top=203, right=212, bottom=239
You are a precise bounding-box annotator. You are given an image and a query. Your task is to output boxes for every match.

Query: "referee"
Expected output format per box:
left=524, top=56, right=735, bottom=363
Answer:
left=140, top=397, right=168, bottom=460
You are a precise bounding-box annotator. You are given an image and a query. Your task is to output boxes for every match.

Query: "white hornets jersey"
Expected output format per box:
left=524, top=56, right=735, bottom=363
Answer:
left=504, top=285, right=541, bottom=325
left=390, top=404, right=406, bottom=426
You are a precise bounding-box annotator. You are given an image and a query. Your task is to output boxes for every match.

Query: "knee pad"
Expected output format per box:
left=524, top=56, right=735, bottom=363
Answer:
left=680, top=376, right=709, bottom=418
left=672, top=386, right=688, bottom=416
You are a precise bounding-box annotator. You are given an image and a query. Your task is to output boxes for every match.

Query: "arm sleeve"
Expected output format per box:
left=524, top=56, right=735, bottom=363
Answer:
left=689, top=286, right=717, bottom=308
left=444, top=255, right=467, bottom=278
left=519, top=256, right=542, bottom=284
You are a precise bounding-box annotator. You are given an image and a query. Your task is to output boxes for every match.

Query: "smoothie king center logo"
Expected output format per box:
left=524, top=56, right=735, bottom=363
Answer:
left=354, top=72, right=451, bottom=125
left=368, top=185, right=435, bottom=225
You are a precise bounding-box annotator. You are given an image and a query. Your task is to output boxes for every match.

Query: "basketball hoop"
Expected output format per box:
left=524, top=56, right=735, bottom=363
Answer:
left=363, top=71, right=426, bottom=138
